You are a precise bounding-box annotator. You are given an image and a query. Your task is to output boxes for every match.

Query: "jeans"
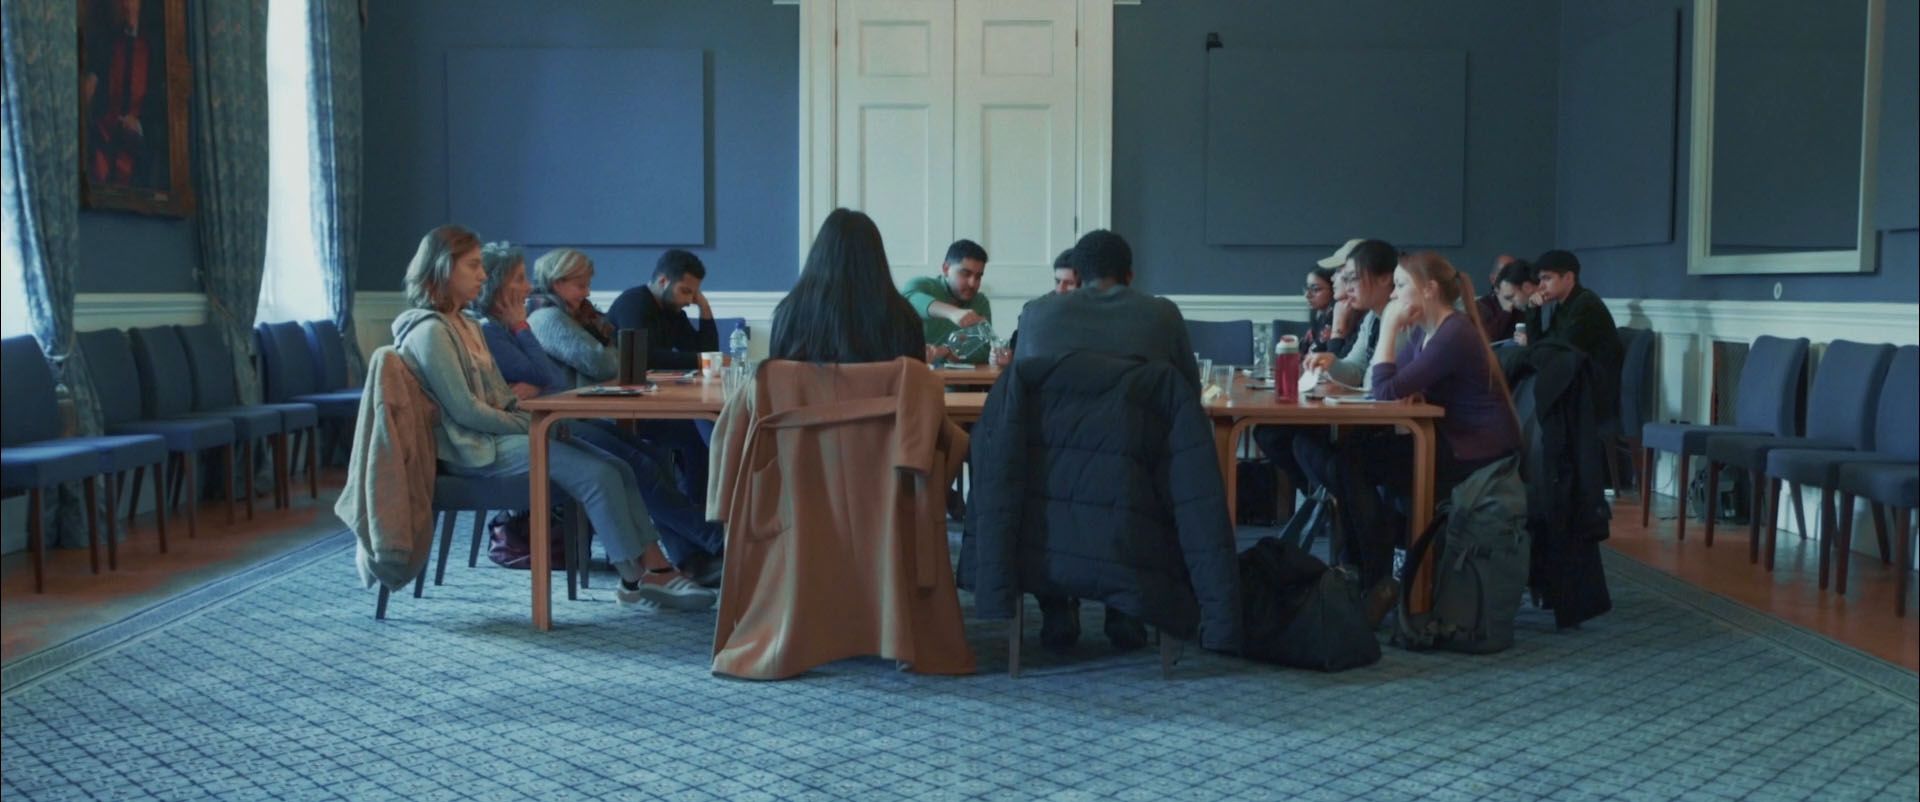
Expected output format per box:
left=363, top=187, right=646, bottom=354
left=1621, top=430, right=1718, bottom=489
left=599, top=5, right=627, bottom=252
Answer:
left=630, top=420, right=711, bottom=507
left=446, top=434, right=658, bottom=565
left=570, top=420, right=724, bottom=566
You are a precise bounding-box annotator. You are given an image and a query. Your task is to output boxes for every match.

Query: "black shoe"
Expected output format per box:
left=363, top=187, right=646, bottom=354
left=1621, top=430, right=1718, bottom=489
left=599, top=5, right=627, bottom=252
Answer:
left=1103, top=608, right=1150, bottom=652
left=1038, top=597, right=1081, bottom=652
left=946, top=486, right=967, bottom=522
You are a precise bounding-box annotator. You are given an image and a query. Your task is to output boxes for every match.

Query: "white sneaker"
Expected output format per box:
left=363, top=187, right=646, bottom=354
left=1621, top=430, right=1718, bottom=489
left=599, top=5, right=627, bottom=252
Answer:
left=633, top=574, right=717, bottom=611
left=615, top=584, right=662, bottom=611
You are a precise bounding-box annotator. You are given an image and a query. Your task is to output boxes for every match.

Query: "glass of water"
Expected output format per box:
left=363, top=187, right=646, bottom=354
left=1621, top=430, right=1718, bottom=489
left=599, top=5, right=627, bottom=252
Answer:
left=1252, top=322, right=1274, bottom=381
left=1196, top=357, right=1214, bottom=391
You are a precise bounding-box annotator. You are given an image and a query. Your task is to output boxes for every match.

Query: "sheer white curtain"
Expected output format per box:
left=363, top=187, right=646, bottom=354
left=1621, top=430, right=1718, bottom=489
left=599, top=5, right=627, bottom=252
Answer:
left=255, top=0, right=328, bottom=325
left=1, top=210, right=27, bottom=337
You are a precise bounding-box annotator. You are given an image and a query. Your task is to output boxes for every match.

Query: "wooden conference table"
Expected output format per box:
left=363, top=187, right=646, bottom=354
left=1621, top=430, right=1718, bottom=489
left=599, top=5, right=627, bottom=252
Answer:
left=518, top=368, right=1442, bottom=631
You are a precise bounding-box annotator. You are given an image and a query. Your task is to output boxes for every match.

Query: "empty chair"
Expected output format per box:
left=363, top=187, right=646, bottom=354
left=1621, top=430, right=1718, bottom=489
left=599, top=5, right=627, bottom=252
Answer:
left=1763, top=345, right=1918, bottom=592
left=129, top=326, right=273, bottom=526
left=1640, top=335, right=1808, bottom=542
left=258, top=321, right=360, bottom=470
left=1834, top=462, right=1916, bottom=616
left=1608, top=328, right=1657, bottom=501
left=2, top=335, right=167, bottom=590
left=1701, top=340, right=1893, bottom=564
left=78, top=328, right=236, bottom=542
left=299, top=319, right=357, bottom=394
left=1185, top=319, right=1255, bottom=365
left=176, top=324, right=321, bottom=516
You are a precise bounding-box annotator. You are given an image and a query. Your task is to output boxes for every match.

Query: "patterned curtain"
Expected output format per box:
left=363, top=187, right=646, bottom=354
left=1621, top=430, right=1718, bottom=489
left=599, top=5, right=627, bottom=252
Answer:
left=3, top=0, right=108, bottom=547
left=308, top=0, right=364, bottom=384
left=191, top=0, right=269, bottom=405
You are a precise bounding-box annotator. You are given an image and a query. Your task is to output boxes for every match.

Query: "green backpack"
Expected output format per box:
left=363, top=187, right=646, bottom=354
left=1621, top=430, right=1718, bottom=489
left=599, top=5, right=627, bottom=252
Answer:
left=1394, top=455, right=1530, bottom=654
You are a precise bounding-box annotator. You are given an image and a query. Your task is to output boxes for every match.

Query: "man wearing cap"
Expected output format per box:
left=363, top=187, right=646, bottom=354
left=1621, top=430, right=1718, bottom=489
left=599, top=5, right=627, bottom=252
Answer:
left=1304, top=238, right=1398, bottom=391
left=1521, top=249, right=1622, bottom=422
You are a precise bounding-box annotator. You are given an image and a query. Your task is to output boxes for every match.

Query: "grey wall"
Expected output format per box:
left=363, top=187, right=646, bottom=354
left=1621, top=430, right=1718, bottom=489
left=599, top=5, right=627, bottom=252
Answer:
left=75, top=212, right=199, bottom=293
left=360, top=0, right=797, bottom=293
left=1557, top=0, right=1919, bottom=302
left=1113, top=0, right=1562, bottom=296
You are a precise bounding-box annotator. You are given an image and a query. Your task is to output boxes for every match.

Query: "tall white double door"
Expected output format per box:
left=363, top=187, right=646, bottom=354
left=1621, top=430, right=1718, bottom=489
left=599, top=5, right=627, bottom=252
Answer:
left=823, top=0, right=1096, bottom=315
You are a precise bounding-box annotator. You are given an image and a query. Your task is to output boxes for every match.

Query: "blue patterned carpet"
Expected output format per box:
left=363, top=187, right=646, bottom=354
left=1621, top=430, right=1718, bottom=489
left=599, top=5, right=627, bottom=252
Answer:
left=3, top=519, right=1915, bottom=801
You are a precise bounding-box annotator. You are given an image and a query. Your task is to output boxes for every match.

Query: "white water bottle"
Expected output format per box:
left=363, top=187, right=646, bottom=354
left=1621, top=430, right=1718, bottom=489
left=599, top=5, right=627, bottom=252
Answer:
left=728, top=322, right=750, bottom=369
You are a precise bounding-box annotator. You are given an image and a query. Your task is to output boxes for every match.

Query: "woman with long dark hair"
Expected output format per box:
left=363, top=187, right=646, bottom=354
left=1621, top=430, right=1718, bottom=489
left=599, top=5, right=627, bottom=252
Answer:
left=1302, top=266, right=1338, bottom=353
left=770, top=209, right=926, bottom=363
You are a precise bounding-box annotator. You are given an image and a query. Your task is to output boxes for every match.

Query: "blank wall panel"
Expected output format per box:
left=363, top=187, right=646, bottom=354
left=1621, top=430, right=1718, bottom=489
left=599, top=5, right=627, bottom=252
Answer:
left=446, top=48, right=705, bottom=246
left=1204, top=48, right=1467, bottom=247
left=1557, top=11, right=1679, bottom=250
left=1877, top=0, right=1918, bottom=232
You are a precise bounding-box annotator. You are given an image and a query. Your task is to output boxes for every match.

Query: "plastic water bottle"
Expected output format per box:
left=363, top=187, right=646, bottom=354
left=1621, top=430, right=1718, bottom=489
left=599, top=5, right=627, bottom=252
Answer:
left=728, top=322, right=750, bottom=369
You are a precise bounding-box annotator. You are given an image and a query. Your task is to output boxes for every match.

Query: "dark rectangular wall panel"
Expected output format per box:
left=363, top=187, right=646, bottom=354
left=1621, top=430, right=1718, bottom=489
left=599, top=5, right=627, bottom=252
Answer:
left=1876, top=0, right=1918, bottom=232
left=1203, top=48, right=1467, bottom=247
left=445, top=47, right=705, bottom=246
left=1556, top=10, right=1678, bottom=250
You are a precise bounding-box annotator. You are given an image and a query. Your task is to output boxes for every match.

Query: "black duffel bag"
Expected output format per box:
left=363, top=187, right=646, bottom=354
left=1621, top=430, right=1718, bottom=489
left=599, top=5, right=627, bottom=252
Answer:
left=1238, top=536, right=1381, bottom=671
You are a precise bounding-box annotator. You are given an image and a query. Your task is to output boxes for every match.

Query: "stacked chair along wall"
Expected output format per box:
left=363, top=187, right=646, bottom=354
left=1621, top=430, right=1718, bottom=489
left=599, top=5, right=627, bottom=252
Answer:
left=1698, top=340, right=1893, bottom=565
left=1608, top=328, right=1658, bottom=501
left=1640, top=335, right=1808, bottom=542
left=1763, top=345, right=1918, bottom=601
left=1271, top=319, right=1312, bottom=345
left=257, top=321, right=360, bottom=467
left=128, top=326, right=273, bottom=526
left=2, top=336, right=168, bottom=592
left=175, top=323, right=322, bottom=515
left=1184, top=319, right=1255, bottom=366
left=77, top=328, right=236, bottom=542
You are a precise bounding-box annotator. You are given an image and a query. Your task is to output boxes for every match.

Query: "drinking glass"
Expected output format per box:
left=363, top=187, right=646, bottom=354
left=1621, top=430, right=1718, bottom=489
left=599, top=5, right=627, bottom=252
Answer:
left=1196, top=357, right=1214, bottom=390
left=1252, top=322, right=1274, bottom=381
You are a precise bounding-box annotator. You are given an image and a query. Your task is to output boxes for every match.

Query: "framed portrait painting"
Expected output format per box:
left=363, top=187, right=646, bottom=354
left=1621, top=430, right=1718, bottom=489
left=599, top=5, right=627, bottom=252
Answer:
left=78, top=0, right=193, bottom=217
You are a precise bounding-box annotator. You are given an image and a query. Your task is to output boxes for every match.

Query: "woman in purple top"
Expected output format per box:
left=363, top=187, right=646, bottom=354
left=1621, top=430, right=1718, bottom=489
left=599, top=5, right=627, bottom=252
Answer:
left=1330, top=251, right=1522, bottom=604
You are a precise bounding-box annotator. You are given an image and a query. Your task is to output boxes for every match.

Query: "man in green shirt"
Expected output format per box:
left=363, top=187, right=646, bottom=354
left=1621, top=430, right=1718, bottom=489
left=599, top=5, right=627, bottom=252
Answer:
left=903, top=239, right=992, bottom=363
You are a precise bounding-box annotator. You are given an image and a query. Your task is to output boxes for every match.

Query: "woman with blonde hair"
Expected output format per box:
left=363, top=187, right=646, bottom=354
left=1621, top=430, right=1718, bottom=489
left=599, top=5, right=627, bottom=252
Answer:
left=1333, top=250, right=1522, bottom=609
left=391, top=225, right=713, bottom=610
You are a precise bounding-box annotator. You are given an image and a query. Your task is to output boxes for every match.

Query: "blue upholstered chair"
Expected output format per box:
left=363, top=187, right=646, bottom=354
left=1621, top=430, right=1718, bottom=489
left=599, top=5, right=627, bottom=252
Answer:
left=1698, top=340, right=1893, bottom=563
left=1764, top=345, right=1918, bottom=593
left=374, top=476, right=586, bottom=620
left=299, top=319, right=356, bottom=394
left=1640, top=335, right=1808, bottom=542
left=1185, top=319, right=1255, bottom=366
left=1835, top=462, right=1916, bottom=616
left=258, top=321, right=361, bottom=468
left=128, top=326, right=274, bottom=526
left=2, top=335, right=168, bottom=590
left=175, top=324, right=321, bottom=516
left=1609, top=328, right=1658, bottom=500
left=1272, top=319, right=1312, bottom=344
left=77, top=328, right=236, bottom=542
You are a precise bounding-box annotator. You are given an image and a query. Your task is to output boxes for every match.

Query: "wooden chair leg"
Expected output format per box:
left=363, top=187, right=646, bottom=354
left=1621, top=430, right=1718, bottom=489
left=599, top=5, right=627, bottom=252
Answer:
left=1896, top=507, right=1913, bottom=618
left=1820, top=489, right=1840, bottom=590
left=1674, top=453, right=1692, bottom=541
left=1746, top=468, right=1763, bottom=563
left=375, top=584, right=392, bottom=620
left=125, top=465, right=145, bottom=527
left=418, top=514, right=450, bottom=599
left=1837, top=495, right=1858, bottom=596
left=1601, top=437, right=1623, bottom=502
left=28, top=488, right=45, bottom=594
left=1628, top=437, right=1644, bottom=501
left=1641, top=448, right=1656, bottom=527
left=223, top=444, right=237, bottom=525
left=168, top=452, right=185, bottom=515
left=184, top=451, right=199, bottom=540
left=1008, top=593, right=1024, bottom=679
left=273, top=432, right=289, bottom=509
left=152, top=459, right=169, bottom=554
left=1703, top=460, right=1720, bottom=547
left=105, top=471, right=120, bottom=571
left=84, top=477, right=101, bottom=575
left=1789, top=482, right=1809, bottom=541
left=242, top=440, right=257, bottom=521
left=1764, top=476, right=1783, bottom=571
left=306, top=426, right=319, bottom=500
left=1871, top=503, right=1891, bottom=565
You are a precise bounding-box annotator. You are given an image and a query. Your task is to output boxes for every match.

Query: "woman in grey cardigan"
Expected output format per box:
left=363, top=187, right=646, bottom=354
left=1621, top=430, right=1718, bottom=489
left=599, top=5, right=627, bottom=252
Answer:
left=392, top=225, right=713, bottom=611
left=526, top=247, right=618, bottom=388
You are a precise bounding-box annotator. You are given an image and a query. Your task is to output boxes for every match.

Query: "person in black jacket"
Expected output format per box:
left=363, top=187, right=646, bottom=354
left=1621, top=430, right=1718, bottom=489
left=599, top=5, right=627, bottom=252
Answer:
left=984, top=231, right=1211, bottom=651
left=606, top=250, right=721, bottom=371
left=1519, top=250, right=1622, bottom=426
left=961, top=352, right=1242, bottom=656
left=606, top=250, right=723, bottom=505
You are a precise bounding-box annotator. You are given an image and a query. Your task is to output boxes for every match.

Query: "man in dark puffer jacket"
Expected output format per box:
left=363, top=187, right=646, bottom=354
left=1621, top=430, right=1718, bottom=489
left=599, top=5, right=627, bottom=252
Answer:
left=961, top=351, right=1242, bottom=654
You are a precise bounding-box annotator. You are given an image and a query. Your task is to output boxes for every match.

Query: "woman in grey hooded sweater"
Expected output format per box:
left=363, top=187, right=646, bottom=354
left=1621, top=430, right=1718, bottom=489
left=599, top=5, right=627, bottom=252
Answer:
left=391, top=225, right=713, bottom=611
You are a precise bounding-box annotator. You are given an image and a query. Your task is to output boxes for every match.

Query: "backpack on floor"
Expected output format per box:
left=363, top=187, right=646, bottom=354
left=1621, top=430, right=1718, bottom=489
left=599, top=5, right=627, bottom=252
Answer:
left=1238, top=536, right=1381, bottom=671
left=1394, top=456, right=1530, bottom=654
left=487, top=509, right=575, bottom=570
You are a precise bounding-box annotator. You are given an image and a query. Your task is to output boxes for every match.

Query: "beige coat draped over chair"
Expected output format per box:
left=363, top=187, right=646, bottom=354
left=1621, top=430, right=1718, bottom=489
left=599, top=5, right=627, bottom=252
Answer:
left=707, top=358, right=975, bottom=679
left=336, top=346, right=439, bottom=590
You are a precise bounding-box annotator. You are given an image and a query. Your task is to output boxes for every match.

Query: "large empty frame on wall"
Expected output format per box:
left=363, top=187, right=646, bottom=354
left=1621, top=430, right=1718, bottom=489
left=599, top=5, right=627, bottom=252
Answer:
left=446, top=47, right=706, bottom=246
left=1203, top=47, right=1467, bottom=247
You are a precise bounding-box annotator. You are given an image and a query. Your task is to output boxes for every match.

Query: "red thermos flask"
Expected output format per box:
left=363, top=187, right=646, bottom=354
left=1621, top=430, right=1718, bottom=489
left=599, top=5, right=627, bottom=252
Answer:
left=1274, top=335, right=1302, bottom=402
